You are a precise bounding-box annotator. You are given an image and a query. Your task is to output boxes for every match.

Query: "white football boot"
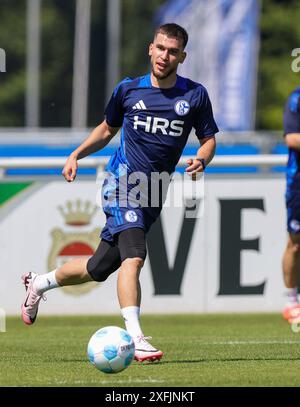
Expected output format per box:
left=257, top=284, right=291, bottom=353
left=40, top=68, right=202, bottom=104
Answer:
left=21, top=272, right=45, bottom=325
left=134, top=335, right=163, bottom=362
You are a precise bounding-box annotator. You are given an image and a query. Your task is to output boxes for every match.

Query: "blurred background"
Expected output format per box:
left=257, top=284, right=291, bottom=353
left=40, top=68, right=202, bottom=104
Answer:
left=0, top=0, right=299, bottom=130
left=1, top=0, right=299, bottom=167
left=0, top=0, right=300, bottom=315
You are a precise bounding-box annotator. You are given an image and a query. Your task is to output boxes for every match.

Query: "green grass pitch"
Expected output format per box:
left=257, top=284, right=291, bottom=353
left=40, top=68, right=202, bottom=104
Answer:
left=1, top=314, right=300, bottom=387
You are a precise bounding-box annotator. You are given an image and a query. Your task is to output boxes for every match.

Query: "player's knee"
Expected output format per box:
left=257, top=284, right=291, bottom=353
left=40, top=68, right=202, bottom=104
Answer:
left=122, top=257, right=145, bottom=270
left=288, top=240, right=300, bottom=255
left=292, top=243, right=300, bottom=254
left=86, top=262, right=110, bottom=282
left=86, top=247, right=121, bottom=282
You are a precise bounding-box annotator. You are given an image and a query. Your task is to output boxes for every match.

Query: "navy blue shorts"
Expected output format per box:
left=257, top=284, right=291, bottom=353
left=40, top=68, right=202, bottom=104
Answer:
left=100, top=174, right=162, bottom=242
left=286, top=188, right=300, bottom=234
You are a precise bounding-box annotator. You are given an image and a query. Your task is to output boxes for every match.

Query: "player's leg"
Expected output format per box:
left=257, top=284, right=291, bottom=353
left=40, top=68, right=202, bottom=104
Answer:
left=283, top=233, right=300, bottom=288
left=32, top=258, right=92, bottom=292
left=282, top=190, right=300, bottom=322
left=116, top=228, right=163, bottom=361
left=117, top=257, right=142, bottom=307
left=21, top=258, right=91, bottom=325
left=282, top=232, right=300, bottom=321
left=21, top=239, right=121, bottom=325
left=117, top=228, right=144, bottom=338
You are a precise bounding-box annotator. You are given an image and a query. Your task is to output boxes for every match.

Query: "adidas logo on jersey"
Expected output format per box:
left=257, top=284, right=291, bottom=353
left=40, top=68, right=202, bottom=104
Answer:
left=132, top=100, right=147, bottom=110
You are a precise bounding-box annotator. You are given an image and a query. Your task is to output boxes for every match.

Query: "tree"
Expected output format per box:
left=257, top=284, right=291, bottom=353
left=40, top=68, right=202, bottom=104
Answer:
left=0, top=0, right=26, bottom=126
left=1, top=0, right=299, bottom=129
left=256, top=0, right=300, bottom=129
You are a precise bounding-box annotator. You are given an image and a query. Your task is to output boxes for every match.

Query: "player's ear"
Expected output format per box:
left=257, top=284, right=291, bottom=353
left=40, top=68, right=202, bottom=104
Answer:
left=179, top=51, right=187, bottom=64
left=149, top=43, right=153, bottom=56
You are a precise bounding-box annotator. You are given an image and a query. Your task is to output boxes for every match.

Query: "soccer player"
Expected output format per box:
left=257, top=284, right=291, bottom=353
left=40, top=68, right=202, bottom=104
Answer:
left=21, top=23, right=218, bottom=361
left=282, top=86, right=300, bottom=323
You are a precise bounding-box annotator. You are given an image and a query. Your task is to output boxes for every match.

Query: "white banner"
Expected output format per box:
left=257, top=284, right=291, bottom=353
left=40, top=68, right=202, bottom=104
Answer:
left=156, top=0, right=260, bottom=130
left=0, top=174, right=286, bottom=315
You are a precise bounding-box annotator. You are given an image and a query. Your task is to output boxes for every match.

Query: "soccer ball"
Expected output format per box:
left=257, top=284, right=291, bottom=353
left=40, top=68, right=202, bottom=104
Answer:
left=87, top=326, right=135, bottom=374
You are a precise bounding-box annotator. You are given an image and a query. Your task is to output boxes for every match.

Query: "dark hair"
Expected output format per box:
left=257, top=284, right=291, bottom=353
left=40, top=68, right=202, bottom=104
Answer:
left=154, top=23, right=188, bottom=49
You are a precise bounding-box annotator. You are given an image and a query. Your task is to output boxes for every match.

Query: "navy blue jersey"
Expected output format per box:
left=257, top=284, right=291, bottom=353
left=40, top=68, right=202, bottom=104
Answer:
left=284, top=86, right=300, bottom=190
left=104, top=73, right=218, bottom=176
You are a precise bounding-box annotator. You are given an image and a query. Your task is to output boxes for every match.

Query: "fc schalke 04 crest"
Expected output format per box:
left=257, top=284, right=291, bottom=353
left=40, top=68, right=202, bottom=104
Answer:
left=174, top=100, right=190, bottom=116
left=125, top=210, right=138, bottom=223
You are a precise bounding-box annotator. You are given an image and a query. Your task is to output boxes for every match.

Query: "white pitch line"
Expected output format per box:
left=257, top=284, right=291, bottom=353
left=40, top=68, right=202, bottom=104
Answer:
left=198, top=340, right=300, bottom=345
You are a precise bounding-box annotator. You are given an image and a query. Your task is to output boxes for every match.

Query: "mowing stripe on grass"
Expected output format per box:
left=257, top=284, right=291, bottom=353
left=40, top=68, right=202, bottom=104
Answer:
left=53, top=378, right=165, bottom=385
left=199, top=340, right=300, bottom=345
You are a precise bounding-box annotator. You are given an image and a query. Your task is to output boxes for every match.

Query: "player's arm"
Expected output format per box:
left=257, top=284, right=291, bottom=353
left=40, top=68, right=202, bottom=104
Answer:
left=283, top=90, right=300, bottom=149
left=62, top=120, right=119, bottom=182
left=285, top=133, right=300, bottom=150
left=186, top=135, right=216, bottom=178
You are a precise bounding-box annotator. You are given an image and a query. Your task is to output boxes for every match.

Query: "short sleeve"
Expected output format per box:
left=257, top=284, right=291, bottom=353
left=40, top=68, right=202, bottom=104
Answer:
left=193, top=87, right=219, bottom=139
left=283, top=90, right=300, bottom=136
left=104, top=78, right=131, bottom=128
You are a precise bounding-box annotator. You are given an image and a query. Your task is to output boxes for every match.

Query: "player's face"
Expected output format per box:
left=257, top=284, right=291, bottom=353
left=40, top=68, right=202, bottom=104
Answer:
left=149, top=33, right=186, bottom=80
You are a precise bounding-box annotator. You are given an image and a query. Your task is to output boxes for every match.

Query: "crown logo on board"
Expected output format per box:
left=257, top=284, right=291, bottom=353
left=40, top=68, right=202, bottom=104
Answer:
left=58, top=200, right=97, bottom=226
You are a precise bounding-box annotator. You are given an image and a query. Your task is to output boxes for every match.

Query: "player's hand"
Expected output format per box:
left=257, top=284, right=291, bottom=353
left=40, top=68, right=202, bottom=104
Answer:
left=62, top=155, right=78, bottom=182
left=186, top=158, right=204, bottom=181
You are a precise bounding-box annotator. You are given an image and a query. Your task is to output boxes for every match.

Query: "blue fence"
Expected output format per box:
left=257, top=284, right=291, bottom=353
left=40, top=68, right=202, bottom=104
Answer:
left=0, top=143, right=286, bottom=176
